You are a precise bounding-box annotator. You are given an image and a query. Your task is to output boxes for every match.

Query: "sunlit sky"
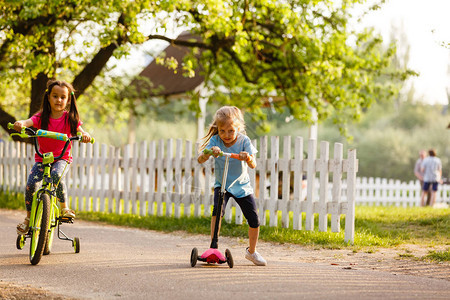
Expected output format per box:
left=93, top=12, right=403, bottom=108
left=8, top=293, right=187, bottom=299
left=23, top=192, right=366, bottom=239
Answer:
left=357, top=0, right=450, bottom=105
left=115, top=0, right=450, bottom=105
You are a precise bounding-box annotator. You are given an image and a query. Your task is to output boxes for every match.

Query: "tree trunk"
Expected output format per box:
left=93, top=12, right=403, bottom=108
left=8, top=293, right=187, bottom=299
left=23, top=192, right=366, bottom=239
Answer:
left=30, top=73, right=48, bottom=117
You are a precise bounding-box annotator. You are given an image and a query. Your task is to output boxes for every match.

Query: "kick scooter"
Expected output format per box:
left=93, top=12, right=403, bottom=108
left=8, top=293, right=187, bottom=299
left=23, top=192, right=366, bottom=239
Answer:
left=190, top=149, right=243, bottom=268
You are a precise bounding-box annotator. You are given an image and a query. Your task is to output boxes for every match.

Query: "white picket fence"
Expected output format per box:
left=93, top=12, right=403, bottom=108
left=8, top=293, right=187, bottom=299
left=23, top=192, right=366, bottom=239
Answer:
left=356, top=177, right=450, bottom=207
left=1, top=136, right=359, bottom=243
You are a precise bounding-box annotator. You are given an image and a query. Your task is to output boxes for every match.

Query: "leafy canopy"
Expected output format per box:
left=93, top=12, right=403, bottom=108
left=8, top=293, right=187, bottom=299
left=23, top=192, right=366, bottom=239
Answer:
left=0, top=0, right=412, bottom=136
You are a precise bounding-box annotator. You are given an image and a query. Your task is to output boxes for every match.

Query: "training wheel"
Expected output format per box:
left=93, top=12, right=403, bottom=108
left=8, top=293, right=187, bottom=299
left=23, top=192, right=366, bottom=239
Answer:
left=73, top=237, right=80, bottom=253
left=225, top=249, right=233, bottom=268
left=190, top=248, right=198, bottom=267
left=16, top=235, right=26, bottom=250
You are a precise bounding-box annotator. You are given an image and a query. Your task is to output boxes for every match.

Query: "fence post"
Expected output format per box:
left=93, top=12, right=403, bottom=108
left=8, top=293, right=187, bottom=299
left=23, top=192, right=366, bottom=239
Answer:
left=99, top=144, right=108, bottom=213
left=92, top=142, right=100, bottom=212
left=269, top=136, right=279, bottom=227
left=138, top=141, right=148, bottom=216
left=156, top=140, right=164, bottom=216
left=130, top=144, right=139, bottom=215
left=281, top=136, right=291, bottom=228
left=345, top=148, right=357, bottom=244
left=258, top=136, right=268, bottom=225
left=147, top=141, right=156, bottom=215
left=123, top=144, right=131, bottom=214
left=72, top=142, right=80, bottom=211
left=193, top=142, right=202, bottom=217
left=318, top=141, right=329, bottom=232
left=305, top=139, right=317, bottom=231
left=165, top=139, right=174, bottom=217
left=331, top=143, right=343, bottom=232
left=174, top=139, right=182, bottom=218
left=292, top=137, right=304, bottom=230
left=183, top=140, right=192, bottom=217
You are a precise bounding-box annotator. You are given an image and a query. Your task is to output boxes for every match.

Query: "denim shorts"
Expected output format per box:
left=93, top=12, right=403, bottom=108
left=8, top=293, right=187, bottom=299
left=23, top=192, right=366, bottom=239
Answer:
left=423, top=182, right=438, bottom=192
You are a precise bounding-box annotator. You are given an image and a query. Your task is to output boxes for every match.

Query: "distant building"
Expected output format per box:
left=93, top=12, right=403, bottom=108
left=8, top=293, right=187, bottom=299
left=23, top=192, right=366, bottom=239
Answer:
left=132, top=31, right=318, bottom=140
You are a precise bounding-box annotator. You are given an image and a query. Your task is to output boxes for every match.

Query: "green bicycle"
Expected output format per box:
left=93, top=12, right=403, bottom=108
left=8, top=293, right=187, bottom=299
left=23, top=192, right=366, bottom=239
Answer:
left=8, top=123, right=94, bottom=265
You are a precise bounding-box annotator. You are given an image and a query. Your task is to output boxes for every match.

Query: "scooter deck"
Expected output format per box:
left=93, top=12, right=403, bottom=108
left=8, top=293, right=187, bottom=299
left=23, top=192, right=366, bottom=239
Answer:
left=198, top=248, right=227, bottom=264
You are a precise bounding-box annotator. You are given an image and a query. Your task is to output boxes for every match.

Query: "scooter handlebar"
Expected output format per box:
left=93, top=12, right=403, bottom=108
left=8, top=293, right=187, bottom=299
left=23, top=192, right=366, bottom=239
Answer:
left=203, top=148, right=241, bottom=160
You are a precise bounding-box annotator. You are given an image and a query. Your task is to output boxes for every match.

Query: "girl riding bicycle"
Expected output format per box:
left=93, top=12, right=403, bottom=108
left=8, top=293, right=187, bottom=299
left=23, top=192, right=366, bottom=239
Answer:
left=15, top=80, right=91, bottom=235
left=197, top=106, right=267, bottom=266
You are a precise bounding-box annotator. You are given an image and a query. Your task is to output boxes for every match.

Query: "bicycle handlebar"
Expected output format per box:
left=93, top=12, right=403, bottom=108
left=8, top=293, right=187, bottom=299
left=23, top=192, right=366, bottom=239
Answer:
left=8, top=122, right=95, bottom=160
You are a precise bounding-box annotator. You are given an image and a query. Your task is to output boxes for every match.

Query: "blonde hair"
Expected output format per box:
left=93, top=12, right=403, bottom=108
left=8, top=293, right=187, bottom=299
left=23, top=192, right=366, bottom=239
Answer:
left=199, top=106, right=246, bottom=151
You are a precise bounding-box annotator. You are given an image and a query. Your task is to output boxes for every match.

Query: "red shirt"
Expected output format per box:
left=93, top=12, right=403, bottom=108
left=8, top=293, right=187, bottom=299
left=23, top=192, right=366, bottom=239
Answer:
left=31, top=112, right=82, bottom=163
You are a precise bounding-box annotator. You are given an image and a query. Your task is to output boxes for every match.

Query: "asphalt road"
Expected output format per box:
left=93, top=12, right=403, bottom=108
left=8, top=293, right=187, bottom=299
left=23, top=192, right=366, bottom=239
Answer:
left=1, top=209, right=449, bottom=300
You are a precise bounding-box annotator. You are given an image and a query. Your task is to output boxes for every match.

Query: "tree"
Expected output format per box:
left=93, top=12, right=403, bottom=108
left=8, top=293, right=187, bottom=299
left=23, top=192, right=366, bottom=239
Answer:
left=0, top=0, right=412, bottom=136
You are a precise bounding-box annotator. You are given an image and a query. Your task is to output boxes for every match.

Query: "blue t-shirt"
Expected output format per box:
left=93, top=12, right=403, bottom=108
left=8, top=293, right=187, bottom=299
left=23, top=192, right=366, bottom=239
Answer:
left=207, top=134, right=257, bottom=198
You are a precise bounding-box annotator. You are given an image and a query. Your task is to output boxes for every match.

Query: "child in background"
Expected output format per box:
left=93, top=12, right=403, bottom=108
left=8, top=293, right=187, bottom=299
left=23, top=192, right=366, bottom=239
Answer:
left=15, top=80, right=91, bottom=235
left=197, top=106, right=266, bottom=266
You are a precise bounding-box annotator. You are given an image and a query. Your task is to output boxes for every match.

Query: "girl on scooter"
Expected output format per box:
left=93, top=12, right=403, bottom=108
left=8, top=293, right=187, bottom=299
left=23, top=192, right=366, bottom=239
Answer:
left=198, top=106, right=266, bottom=266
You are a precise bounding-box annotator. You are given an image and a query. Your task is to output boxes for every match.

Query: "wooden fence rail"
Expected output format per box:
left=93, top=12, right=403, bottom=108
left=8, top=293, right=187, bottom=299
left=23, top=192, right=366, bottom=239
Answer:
left=1, top=136, right=360, bottom=243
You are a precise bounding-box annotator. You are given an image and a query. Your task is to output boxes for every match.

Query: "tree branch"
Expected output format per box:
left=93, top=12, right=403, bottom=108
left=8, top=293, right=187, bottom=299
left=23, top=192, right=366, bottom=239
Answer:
left=147, top=34, right=211, bottom=50
left=72, top=14, right=127, bottom=96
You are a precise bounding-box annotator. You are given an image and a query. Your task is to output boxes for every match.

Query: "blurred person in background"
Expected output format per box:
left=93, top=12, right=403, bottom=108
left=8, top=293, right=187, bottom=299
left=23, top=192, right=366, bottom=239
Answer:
left=420, top=149, right=442, bottom=207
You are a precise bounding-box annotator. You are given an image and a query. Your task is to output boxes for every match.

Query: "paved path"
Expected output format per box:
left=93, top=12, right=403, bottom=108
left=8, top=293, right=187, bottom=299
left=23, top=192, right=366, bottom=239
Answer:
left=1, top=209, right=449, bottom=299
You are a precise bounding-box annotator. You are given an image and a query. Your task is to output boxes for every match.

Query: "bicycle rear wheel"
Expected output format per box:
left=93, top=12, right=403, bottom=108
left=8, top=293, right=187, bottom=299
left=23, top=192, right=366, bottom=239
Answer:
left=30, top=193, right=50, bottom=265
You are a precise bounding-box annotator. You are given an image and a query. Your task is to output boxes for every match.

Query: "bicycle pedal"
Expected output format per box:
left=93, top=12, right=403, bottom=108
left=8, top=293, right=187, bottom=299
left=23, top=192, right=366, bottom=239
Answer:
left=59, top=216, right=74, bottom=223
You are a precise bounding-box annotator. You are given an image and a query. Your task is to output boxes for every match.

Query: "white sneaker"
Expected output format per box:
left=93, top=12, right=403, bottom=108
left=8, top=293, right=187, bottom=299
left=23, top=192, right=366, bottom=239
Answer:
left=245, top=247, right=267, bottom=266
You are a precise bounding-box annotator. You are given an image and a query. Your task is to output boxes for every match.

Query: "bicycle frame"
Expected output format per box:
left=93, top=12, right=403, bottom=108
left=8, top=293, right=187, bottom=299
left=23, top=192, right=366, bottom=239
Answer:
left=9, top=123, right=93, bottom=264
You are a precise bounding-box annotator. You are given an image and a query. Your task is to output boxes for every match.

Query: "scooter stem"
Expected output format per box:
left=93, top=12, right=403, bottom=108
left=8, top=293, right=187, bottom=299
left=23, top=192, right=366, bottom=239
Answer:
left=210, top=156, right=230, bottom=249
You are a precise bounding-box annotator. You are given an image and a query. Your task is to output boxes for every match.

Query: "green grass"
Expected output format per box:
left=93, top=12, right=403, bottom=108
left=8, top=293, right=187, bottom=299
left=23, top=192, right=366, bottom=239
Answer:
left=1, top=190, right=449, bottom=261
left=424, top=249, right=450, bottom=262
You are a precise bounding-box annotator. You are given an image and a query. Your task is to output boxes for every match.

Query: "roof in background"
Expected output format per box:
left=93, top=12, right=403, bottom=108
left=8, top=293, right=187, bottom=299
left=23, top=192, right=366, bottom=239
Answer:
left=133, top=32, right=205, bottom=97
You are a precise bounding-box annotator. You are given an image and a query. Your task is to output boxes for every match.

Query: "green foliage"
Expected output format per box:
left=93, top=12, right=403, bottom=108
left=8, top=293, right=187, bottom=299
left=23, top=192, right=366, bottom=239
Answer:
left=0, top=190, right=24, bottom=210
left=264, top=98, right=449, bottom=181
left=0, top=0, right=412, bottom=137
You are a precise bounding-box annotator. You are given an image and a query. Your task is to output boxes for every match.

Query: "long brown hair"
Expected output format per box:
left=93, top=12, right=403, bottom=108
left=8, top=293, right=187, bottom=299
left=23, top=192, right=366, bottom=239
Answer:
left=40, top=80, right=80, bottom=136
left=198, top=106, right=246, bottom=151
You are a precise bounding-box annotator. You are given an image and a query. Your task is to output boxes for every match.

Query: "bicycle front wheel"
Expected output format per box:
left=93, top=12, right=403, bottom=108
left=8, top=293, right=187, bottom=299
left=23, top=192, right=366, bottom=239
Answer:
left=30, top=193, right=51, bottom=265
left=43, top=199, right=57, bottom=255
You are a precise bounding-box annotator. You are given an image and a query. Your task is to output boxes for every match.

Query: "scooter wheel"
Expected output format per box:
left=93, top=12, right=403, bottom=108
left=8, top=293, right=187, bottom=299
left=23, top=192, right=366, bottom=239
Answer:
left=190, top=248, right=198, bottom=267
left=225, top=249, right=233, bottom=268
left=16, top=235, right=25, bottom=250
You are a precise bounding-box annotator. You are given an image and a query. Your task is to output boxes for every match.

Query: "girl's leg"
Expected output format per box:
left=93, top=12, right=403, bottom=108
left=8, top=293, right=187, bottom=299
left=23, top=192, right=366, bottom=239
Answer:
left=25, top=163, right=44, bottom=213
left=234, top=194, right=261, bottom=253
left=211, top=187, right=230, bottom=240
left=210, top=216, right=221, bottom=240
left=248, top=226, right=260, bottom=253
left=51, top=160, right=72, bottom=213
left=18, top=163, right=43, bottom=233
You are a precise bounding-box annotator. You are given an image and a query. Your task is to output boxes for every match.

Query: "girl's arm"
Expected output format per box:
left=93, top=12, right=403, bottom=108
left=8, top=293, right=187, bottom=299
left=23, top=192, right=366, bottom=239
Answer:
left=77, top=126, right=91, bottom=143
left=197, top=151, right=210, bottom=164
left=13, top=119, right=34, bottom=131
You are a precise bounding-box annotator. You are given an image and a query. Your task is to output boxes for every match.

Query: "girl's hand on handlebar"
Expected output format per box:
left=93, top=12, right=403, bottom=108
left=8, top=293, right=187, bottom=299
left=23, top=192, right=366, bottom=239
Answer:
left=211, top=146, right=222, bottom=157
left=240, top=151, right=256, bottom=169
left=80, top=131, right=92, bottom=143
left=239, top=151, right=250, bottom=161
left=13, top=121, right=25, bottom=132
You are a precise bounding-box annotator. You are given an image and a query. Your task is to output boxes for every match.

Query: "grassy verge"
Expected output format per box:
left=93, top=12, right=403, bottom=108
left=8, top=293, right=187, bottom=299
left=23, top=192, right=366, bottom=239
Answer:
left=1, top=190, right=448, bottom=261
